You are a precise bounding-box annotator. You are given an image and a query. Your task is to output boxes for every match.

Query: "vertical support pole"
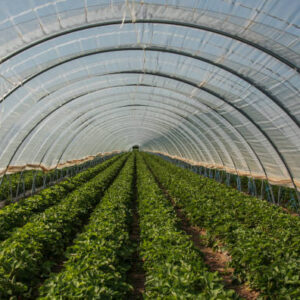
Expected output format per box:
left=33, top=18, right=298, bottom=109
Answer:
left=294, top=188, right=300, bottom=208
left=288, top=191, right=297, bottom=210
left=226, top=173, right=230, bottom=187
left=217, top=171, right=221, bottom=182
left=252, top=178, right=257, bottom=197
left=261, top=180, right=264, bottom=199
left=247, top=177, right=252, bottom=195
left=296, top=190, right=300, bottom=210
left=277, top=186, right=282, bottom=205
left=43, top=173, right=47, bottom=188
left=22, top=173, right=26, bottom=197
left=236, top=175, right=241, bottom=191
left=55, top=169, right=58, bottom=183
left=265, top=183, right=274, bottom=203
left=31, top=170, right=38, bottom=195
left=0, top=175, right=4, bottom=187
left=8, top=174, right=13, bottom=200
left=0, top=174, right=4, bottom=201
left=214, top=170, right=218, bottom=182
left=15, top=170, right=24, bottom=198
left=269, top=183, right=275, bottom=204
left=219, top=171, right=223, bottom=183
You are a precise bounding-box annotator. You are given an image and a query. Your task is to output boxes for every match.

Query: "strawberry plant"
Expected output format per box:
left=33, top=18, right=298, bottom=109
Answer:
left=143, top=153, right=300, bottom=298
left=38, top=155, right=135, bottom=299
left=136, top=154, right=237, bottom=299
left=0, top=154, right=121, bottom=242
left=0, top=154, right=128, bottom=298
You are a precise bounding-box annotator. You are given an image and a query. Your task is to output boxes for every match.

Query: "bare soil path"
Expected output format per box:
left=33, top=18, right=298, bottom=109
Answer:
left=146, top=162, right=259, bottom=300
left=127, top=159, right=145, bottom=299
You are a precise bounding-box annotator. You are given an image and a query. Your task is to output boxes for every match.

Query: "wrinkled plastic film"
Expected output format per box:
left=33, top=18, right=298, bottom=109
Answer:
left=0, top=0, right=299, bottom=191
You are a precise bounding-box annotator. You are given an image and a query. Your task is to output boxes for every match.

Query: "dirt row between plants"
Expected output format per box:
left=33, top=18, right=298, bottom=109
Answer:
left=127, top=158, right=145, bottom=299
left=146, top=163, right=259, bottom=300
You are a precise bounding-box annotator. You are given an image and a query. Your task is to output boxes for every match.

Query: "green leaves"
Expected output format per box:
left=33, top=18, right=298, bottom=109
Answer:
left=0, top=155, right=121, bottom=242
left=0, top=155, right=128, bottom=298
left=136, top=155, right=237, bottom=299
left=39, top=155, right=135, bottom=299
left=144, top=153, right=300, bottom=298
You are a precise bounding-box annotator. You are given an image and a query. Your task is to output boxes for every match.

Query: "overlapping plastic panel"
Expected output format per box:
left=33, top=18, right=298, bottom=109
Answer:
left=0, top=0, right=299, bottom=193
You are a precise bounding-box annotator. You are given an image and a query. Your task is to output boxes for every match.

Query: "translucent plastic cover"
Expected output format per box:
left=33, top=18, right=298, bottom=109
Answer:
left=0, top=0, right=299, bottom=190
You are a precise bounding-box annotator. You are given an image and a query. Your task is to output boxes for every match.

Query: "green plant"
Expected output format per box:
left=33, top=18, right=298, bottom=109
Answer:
left=0, top=155, right=121, bottom=242
left=143, top=153, right=300, bottom=298
left=39, top=155, right=135, bottom=299
left=136, top=154, right=237, bottom=299
left=0, top=155, right=128, bottom=298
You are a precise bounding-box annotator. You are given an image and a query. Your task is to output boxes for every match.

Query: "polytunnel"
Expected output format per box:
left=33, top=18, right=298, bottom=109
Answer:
left=1, top=1, right=300, bottom=299
left=0, top=0, right=299, bottom=195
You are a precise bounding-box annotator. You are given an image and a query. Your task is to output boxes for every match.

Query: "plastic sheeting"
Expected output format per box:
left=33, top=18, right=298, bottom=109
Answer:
left=0, top=0, right=299, bottom=191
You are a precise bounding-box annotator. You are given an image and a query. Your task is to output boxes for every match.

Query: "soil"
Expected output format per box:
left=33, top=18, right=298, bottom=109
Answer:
left=127, top=159, right=145, bottom=299
left=146, top=162, right=259, bottom=300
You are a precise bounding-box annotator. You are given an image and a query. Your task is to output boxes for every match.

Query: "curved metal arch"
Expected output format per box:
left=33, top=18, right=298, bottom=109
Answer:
left=26, top=100, right=208, bottom=170
left=29, top=45, right=299, bottom=130
left=1, top=44, right=295, bottom=192
left=31, top=89, right=236, bottom=170
left=81, top=118, right=198, bottom=162
left=54, top=108, right=192, bottom=162
left=93, top=119, right=195, bottom=158
left=57, top=115, right=194, bottom=167
left=2, top=45, right=298, bottom=131
left=98, top=118, right=240, bottom=174
left=37, top=66, right=297, bottom=180
left=58, top=121, right=180, bottom=164
left=1, top=48, right=298, bottom=182
left=25, top=92, right=212, bottom=167
left=37, top=86, right=238, bottom=170
left=1, top=19, right=298, bottom=72
left=97, top=126, right=184, bottom=160
left=45, top=99, right=222, bottom=168
left=3, top=69, right=285, bottom=186
left=28, top=72, right=269, bottom=178
left=99, top=124, right=190, bottom=154
left=1, top=47, right=296, bottom=174
left=2, top=85, right=202, bottom=170
left=7, top=83, right=240, bottom=174
left=54, top=104, right=216, bottom=168
left=72, top=102, right=225, bottom=165
left=42, top=100, right=251, bottom=183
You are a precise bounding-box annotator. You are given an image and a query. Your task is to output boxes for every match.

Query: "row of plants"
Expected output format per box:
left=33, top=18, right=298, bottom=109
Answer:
left=0, top=169, right=57, bottom=202
left=0, top=155, right=119, bottom=202
left=0, top=154, right=128, bottom=298
left=0, top=154, right=121, bottom=242
left=161, top=154, right=299, bottom=211
left=136, top=154, right=237, bottom=299
left=38, top=154, right=135, bottom=299
left=143, top=153, right=300, bottom=297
